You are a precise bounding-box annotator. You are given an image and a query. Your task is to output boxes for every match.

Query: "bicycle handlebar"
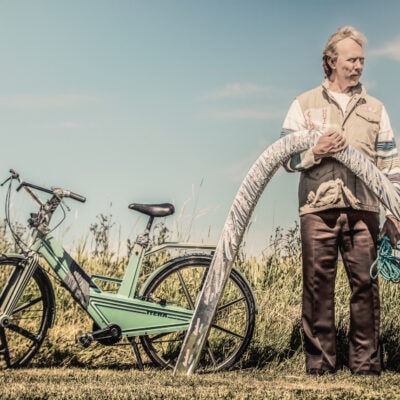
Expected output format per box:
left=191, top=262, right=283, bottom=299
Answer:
left=16, top=182, right=53, bottom=195
left=10, top=169, right=86, bottom=203
left=53, top=188, right=86, bottom=203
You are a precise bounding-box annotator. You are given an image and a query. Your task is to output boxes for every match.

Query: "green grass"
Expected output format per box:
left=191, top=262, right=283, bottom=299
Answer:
left=3, top=221, right=400, bottom=398
left=1, top=367, right=400, bottom=399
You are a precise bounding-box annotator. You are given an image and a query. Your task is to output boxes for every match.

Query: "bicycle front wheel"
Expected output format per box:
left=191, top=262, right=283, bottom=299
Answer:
left=0, top=255, right=55, bottom=369
left=140, top=255, right=256, bottom=372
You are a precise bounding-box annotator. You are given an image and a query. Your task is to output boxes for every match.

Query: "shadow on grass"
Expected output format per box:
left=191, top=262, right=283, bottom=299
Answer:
left=25, top=319, right=400, bottom=373
left=243, top=320, right=400, bottom=373
left=241, top=319, right=304, bottom=369
left=381, top=324, right=400, bottom=372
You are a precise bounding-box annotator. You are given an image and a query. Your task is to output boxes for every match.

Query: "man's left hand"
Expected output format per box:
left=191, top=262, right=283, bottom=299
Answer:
left=380, top=216, right=400, bottom=246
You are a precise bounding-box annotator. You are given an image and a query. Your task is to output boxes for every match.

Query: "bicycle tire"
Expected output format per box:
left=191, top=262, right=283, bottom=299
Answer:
left=0, top=255, right=55, bottom=369
left=139, top=255, right=256, bottom=372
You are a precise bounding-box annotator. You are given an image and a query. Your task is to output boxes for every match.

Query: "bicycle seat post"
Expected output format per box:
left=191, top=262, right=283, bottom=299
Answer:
left=117, top=217, right=154, bottom=299
left=128, top=202, right=175, bottom=249
left=145, top=216, right=154, bottom=233
left=135, top=216, right=154, bottom=249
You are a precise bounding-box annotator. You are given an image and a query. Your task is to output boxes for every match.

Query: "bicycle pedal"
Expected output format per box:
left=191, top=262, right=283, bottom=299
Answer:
left=78, top=333, right=93, bottom=348
left=79, top=324, right=122, bottom=348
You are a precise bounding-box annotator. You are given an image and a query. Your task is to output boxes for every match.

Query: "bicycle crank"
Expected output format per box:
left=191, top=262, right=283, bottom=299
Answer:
left=78, top=324, right=122, bottom=348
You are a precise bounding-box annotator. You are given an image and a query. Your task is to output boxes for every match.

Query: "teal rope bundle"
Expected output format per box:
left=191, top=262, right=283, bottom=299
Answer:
left=370, top=235, right=400, bottom=282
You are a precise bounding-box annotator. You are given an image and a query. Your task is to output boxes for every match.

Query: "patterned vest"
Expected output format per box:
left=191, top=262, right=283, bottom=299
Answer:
left=296, top=80, right=383, bottom=215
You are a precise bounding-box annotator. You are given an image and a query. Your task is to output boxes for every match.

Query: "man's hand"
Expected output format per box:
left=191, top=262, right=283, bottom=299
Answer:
left=381, top=216, right=400, bottom=247
left=312, top=129, right=348, bottom=161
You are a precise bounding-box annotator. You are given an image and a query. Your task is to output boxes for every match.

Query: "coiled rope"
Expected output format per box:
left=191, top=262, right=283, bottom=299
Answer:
left=370, top=235, right=400, bottom=282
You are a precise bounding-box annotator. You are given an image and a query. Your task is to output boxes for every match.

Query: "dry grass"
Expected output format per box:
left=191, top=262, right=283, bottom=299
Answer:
left=1, top=367, right=399, bottom=399
left=7, top=221, right=400, bottom=373
left=3, top=221, right=400, bottom=399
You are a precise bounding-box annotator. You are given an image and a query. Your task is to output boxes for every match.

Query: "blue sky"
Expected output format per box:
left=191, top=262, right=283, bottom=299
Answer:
left=1, top=0, right=400, bottom=255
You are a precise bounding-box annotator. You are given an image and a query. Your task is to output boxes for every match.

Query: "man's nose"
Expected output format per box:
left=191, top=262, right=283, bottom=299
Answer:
left=355, top=59, right=363, bottom=70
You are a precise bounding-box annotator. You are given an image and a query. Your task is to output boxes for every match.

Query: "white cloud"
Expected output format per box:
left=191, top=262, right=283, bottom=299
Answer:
left=57, top=121, right=82, bottom=129
left=201, top=82, right=289, bottom=121
left=205, top=83, right=271, bottom=100
left=369, top=37, right=400, bottom=61
left=211, top=107, right=285, bottom=120
left=1, top=94, right=104, bottom=109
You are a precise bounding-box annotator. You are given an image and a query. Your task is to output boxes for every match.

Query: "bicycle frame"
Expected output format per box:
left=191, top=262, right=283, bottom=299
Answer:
left=1, top=170, right=257, bottom=372
left=2, top=231, right=216, bottom=338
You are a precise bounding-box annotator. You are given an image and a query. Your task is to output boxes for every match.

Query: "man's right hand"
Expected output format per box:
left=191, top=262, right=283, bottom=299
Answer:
left=312, top=129, right=348, bottom=161
left=381, top=216, right=400, bottom=247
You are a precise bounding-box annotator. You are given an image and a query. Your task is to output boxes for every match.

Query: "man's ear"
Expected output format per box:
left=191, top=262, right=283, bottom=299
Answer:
left=327, top=57, right=336, bottom=70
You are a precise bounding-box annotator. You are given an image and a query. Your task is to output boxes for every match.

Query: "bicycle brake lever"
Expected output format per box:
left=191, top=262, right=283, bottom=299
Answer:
left=61, top=198, right=71, bottom=212
left=1, top=169, right=20, bottom=186
left=52, top=188, right=71, bottom=212
left=0, top=176, right=11, bottom=186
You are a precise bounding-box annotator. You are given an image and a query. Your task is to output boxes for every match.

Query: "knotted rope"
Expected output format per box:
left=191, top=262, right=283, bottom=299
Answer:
left=370, top=235, right=400, bottom=282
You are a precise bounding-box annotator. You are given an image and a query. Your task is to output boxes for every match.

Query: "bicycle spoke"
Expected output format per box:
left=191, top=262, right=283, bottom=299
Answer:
left=0, top=328, right=11, bottom=367
left=149, top=332, right=184, bottom=344
left=148, top=333, right=166, bottom=343
left=217, top=296, right=245, bottom=312
left=12, top=296, right=43, bottom=315
left=7, top=323, right=39, bottom=342
left=204, top=341, right=217, bottom=367
left=177, top=270, right=195, bottom=309
left=210, top=323, right=245, bottom=340
left=147, top=331, right=173, bottom=342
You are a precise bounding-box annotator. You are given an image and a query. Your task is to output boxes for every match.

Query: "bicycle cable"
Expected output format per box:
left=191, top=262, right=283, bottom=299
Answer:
left=49, top=197, right=68, bottom=233
left=370, top=235, right=400, bottom=282
left=4, top=177, right=28, bottom=252
left=3, top=175, right=69, bottom=252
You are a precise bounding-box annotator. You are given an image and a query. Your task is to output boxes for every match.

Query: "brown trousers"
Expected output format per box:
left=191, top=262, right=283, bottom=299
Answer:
left=300, top=210, right=381, bottom=374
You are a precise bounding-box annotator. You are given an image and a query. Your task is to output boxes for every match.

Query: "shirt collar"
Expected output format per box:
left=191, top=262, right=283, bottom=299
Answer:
left=322, top=78, right=365, bottom=97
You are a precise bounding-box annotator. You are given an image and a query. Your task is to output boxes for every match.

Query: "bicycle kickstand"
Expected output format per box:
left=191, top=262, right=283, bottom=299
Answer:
left=128, top=337, right=144, bottom=371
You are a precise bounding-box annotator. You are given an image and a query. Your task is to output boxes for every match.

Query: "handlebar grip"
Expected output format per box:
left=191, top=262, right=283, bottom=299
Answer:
left=66, top=190, right=86, bottom=203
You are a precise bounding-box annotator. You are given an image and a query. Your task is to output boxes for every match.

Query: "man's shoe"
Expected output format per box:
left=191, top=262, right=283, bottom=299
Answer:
left=352, top=370, right=381, bottom=376
left=307, top=368, right=334, bottom=376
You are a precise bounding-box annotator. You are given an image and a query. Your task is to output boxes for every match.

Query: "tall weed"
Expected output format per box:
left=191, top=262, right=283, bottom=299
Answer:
left=2, top=215, right=400, bottom=373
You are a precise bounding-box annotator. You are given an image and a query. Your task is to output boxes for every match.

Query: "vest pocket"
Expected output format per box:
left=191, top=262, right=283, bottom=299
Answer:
left=303, top=161, right=334, bottom=181
left=355, top=107, right=380, bottom=124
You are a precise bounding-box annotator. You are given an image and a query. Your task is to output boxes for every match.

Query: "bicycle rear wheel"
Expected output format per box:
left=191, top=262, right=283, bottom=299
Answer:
left=140, top=255, right=256, bottom=372
left=0, top=255, right=55, bottom=368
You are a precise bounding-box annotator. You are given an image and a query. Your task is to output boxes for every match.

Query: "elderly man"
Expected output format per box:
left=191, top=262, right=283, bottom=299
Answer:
left=282, top=26, right=400, bottom=376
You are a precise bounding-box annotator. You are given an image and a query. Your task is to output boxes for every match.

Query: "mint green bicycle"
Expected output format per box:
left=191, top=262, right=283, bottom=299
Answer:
left=0, top=169, right=256, bottom=371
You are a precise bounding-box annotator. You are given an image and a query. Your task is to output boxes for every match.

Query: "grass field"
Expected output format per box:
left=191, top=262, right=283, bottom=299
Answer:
left=2, top=367, right=400, bottom=399
left=3, top=220, right=400, bottom=399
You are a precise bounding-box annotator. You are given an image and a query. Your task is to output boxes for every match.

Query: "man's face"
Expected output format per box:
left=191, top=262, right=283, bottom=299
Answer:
left=330, top=37, right=364, bottom=91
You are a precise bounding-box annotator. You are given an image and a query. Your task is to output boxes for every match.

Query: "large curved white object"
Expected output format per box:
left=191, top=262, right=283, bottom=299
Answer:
left=173, top=130, right=400, bottom=375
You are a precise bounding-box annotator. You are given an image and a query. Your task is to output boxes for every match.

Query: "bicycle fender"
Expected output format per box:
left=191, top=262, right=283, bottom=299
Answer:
left=138, top=254, right=213, bottom=297
left=0, top=253, right=26, bottom=262
left=0, top=252, right=56, bottom=328
left=139, top=254, right=258, bottom=312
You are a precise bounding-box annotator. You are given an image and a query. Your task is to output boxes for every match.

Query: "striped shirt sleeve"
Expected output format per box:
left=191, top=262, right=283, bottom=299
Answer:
left=281, top=99, right=321, bottom=172
left=376, top=106, right=400, bottom=196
